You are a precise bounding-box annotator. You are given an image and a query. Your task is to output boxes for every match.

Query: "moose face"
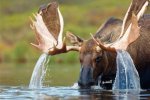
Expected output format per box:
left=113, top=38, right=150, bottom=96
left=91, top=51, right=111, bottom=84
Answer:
left=79, top=40, right=117, bottom=89
left=78, top=40, right=104, bottom=88
left=66, top=33, right=117, bottom=89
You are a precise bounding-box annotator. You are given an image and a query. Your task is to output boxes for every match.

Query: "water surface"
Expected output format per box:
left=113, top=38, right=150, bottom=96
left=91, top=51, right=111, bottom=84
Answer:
left=1, top=63, right=150, bottom=100
left=0, top=63, right=80, bottom=86
left=0, top=86, right=150, bottom=100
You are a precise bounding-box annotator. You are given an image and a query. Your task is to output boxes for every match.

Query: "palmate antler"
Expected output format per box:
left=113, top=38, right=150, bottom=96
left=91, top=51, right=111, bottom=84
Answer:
left=93, top=0, right=149, bottom=51
left=30, top=2, right=80, bottom=55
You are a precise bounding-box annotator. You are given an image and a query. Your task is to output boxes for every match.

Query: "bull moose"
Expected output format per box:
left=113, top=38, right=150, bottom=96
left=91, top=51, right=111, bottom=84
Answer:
left=30, top=0, right=150, bottom=89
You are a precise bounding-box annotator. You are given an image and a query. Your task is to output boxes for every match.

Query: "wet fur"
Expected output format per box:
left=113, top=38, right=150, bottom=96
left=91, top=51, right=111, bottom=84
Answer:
left=94, top=15, right=150, bottom=89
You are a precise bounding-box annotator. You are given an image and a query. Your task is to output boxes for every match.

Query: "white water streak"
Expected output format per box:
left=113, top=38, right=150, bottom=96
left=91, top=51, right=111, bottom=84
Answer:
left=113, top=50, right=140, bottom=90
left=29, top=53, right=50, bottom=89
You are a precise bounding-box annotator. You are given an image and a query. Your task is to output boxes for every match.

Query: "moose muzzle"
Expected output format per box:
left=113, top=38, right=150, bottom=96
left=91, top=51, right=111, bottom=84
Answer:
left=78, top=67, right=95, bottom=88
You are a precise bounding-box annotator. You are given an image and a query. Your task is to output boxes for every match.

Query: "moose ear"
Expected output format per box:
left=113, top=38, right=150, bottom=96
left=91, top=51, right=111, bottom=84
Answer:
left=66, top=31, right=84, bottom=46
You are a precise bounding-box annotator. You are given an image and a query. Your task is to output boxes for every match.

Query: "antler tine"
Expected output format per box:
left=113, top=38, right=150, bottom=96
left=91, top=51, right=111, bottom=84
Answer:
left=91, top=34, right=116, bottom=52
left=29, top=16, right=35, bottom=29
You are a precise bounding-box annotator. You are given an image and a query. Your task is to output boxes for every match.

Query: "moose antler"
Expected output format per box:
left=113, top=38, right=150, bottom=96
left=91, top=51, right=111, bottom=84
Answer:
left=93, top=0, right=149, bottom=51
left=120, top=0, right=149, bottom=38
left=30, top=2, right=80, bottom=55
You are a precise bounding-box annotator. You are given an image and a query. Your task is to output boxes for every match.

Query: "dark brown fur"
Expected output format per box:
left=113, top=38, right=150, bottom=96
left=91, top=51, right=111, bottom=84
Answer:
left=77, top=15, right=150, bottom=89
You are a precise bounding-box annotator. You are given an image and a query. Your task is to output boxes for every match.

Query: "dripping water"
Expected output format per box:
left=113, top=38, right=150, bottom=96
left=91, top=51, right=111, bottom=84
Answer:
left=113, top=50, right=141, bottom=90
left=29, top=53, right=50, bottom=89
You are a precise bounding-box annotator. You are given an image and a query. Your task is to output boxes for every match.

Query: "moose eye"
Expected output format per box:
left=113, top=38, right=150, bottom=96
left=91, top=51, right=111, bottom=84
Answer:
left=95, top=56, right=102, bottom=63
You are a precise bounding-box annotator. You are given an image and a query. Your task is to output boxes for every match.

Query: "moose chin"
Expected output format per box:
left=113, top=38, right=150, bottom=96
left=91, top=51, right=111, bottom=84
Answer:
left=31, top=0, right=150, bottom=89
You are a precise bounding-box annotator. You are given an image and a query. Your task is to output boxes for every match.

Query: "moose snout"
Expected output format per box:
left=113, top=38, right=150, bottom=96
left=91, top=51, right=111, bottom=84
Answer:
left=78, top=67, right=95, bottom=88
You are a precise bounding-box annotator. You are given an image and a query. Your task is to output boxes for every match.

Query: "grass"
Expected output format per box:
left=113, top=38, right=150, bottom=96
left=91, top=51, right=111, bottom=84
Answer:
left=0, top=0, right=131, bottom=63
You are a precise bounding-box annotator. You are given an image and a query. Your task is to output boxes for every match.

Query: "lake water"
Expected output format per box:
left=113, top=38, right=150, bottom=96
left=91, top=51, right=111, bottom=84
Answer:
left=0, top=86, right=150, bottom=100
left=0, top=63, right=150, bottom=100
left=0, top=63, right=80, bottom=86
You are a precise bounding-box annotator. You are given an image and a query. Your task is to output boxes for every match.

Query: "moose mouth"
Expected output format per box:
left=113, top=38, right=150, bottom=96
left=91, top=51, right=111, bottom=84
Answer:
left=99, top=74, right=116, bottom=89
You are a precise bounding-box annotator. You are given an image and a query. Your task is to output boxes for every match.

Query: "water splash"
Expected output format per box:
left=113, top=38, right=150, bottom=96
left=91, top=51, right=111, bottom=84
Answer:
left=113, top=50, right=140, bottom=90
left=71, top=83, right=79, bottom=89
left=29, top=53, right=50, bottom=89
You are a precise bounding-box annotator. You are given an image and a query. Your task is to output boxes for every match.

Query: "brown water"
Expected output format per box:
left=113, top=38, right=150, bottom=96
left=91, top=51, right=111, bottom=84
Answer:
left=0, top=63, right=150, bottom=100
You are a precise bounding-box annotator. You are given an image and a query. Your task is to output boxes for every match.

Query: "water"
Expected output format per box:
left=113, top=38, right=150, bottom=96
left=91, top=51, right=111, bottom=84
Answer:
left=29, top=53, right=50, bottom=89
left=0, top=86, right=150, bottom=100
left=113, top=50, right=140, bottom=90
left=0, top=63, right=80, bottom=86
left=0, top=50, right=148, bottom=100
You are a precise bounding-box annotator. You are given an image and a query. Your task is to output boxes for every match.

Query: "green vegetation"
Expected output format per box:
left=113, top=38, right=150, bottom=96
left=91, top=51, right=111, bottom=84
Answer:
left=0, top=0, right=131, bottom=63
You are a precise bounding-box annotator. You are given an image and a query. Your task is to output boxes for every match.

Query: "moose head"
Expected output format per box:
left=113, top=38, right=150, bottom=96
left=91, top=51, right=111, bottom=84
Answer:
left=31, top=0, right=149, bottom=89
